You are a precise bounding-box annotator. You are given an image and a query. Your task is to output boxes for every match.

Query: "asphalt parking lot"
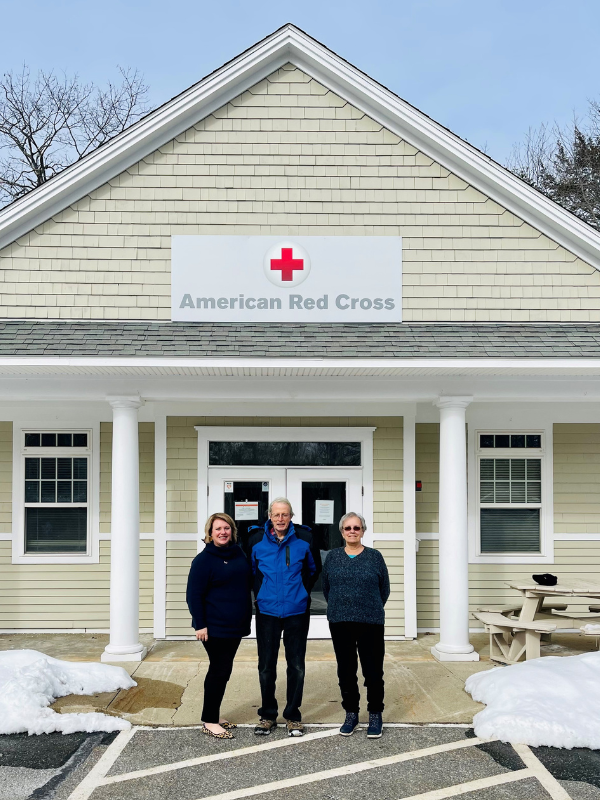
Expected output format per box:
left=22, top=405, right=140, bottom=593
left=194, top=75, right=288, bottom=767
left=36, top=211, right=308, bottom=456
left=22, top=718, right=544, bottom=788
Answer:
left=2, top=724, right=600, bottom=800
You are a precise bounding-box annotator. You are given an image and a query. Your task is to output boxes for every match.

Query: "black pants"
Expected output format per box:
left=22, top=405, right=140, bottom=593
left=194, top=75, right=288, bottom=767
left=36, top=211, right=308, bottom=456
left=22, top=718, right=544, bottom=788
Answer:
left=256, top=610, right=310, bottom=722
left=329, top=621, right=385, bottom=714
left=201, top=636, right=242, bottom=723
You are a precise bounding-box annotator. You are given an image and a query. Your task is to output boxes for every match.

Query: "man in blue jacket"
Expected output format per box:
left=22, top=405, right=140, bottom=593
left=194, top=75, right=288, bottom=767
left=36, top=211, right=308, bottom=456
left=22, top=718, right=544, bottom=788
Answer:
left=248, top=497, right=321, bottom=736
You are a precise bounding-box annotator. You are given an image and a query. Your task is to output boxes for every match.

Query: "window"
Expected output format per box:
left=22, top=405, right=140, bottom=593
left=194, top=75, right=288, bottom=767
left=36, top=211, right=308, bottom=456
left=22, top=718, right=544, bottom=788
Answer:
left=208, top=441, right=361, bottom=467
left=478, top=432, right=543, bottom=554
left=23, top=431, right=90, bottom=554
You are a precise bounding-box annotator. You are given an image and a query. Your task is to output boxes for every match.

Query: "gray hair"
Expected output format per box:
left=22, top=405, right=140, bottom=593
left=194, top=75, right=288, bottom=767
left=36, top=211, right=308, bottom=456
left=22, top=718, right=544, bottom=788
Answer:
left=339, top=512, right=367, bottom=533
left=268, top=497, right=294, bottom=517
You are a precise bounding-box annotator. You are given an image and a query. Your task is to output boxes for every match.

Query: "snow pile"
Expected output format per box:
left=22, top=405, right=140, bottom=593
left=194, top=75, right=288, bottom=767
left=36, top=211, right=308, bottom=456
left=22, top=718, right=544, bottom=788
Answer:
left=582, top=624, right=600, bottom=634
left=465, top=651, right=600, bottom=749
left=0, top=650, right=136, bottom=735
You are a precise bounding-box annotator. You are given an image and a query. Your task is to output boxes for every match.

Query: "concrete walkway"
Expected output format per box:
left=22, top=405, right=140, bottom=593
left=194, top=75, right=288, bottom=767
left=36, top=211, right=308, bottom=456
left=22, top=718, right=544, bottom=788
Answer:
left=0, top=631, right=596, bottom=727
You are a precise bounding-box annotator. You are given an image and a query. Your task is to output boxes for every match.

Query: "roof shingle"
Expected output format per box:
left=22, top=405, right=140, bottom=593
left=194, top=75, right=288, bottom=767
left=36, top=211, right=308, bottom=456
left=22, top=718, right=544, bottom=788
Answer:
left=0, top=321, right=599, bottom=358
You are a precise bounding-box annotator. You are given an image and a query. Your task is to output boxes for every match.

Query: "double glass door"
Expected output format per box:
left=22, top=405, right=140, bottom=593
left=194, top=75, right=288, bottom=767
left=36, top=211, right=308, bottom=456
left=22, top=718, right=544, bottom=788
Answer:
left=207, top=468, right=362, bottom=628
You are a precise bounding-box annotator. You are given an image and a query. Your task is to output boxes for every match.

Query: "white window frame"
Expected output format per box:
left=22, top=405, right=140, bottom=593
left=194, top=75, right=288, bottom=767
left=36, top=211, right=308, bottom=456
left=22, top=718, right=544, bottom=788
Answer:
left=469, top=428, right=554, bottom=565
left=13, top=426, right=99, bottom=564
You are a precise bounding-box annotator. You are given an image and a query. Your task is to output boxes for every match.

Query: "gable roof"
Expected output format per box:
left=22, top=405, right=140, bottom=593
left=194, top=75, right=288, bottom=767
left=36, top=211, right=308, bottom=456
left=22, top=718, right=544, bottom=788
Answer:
left=1, top=24, right=600, bottom=271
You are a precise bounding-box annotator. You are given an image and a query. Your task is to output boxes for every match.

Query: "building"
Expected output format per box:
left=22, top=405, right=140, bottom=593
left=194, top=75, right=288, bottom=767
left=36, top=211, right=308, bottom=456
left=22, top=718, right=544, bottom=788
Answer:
left=1, top=25, right=600, bottom=663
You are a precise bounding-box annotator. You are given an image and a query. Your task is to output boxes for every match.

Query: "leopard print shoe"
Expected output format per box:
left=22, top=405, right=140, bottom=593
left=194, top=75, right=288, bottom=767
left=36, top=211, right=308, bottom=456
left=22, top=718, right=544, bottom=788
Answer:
left=202, top=724, right=234, bottom=739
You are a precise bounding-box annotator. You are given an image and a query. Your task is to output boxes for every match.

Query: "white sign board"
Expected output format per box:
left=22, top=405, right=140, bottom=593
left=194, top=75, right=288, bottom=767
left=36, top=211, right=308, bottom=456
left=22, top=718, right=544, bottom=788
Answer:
left=234, top=501, right=259, bottom=520
left=315, top=500, right=335, bottom=525
left=171, top=236, right=402, bottom=322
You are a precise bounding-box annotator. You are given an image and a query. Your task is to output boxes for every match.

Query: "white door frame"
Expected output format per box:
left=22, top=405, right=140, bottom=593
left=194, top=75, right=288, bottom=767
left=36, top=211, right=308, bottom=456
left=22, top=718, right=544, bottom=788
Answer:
left=197, top=427, right=375, bottom=539
left=207, top=468, right=287, bottom=518
left=197, top=427, right=375, bottom=639
left=286, top=468, right=363, bottom=529
left=287, top=467, right=363, bottom=638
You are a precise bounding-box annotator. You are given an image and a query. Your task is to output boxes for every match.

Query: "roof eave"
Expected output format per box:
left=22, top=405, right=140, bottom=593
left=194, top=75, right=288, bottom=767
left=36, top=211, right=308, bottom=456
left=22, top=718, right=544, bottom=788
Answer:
left=0, top=356, right=599, bottom=370
left=0, top=27, right=295, bottom=250
left=286, top=30, right=600, bottom=271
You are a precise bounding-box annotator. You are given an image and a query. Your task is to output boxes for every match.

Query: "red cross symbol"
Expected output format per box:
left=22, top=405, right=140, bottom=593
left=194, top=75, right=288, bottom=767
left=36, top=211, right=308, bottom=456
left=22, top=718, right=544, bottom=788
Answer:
left=270, top=247, right=304, bottom=281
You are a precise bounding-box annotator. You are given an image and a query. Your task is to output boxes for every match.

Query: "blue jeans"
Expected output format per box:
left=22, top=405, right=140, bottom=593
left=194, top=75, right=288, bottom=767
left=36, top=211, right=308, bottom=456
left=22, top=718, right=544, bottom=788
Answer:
left=256, top=609, right=310, bottom=721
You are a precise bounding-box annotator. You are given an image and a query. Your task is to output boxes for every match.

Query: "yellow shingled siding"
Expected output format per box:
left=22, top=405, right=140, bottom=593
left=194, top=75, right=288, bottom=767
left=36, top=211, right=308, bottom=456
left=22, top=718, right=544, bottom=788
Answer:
left=0, top=64, right=598, bottom=322
left=416, top=423, right=439, bottom=534
left=166, top=540, right=197, bottom=637
left=374, top=540, right=404, bottom=637
left=165, top=415, right=404, bottom=636
left=416, top=540, right=439, bottom=629
left=0, top=422, right=12, bottom=533
left=418, top=541, right=600, bottom=630
left=100, top=422, right=155, bottom=533
left=0, top=540, right=154, bottom=629
left=554, top=423, right=600, bottom=533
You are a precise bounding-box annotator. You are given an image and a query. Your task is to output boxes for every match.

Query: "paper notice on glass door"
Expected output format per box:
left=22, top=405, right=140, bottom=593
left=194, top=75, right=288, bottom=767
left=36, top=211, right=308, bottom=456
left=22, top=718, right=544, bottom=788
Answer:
left=315, top=500, right=334, bottom=525
left=235, top=501, right=259, bottom=520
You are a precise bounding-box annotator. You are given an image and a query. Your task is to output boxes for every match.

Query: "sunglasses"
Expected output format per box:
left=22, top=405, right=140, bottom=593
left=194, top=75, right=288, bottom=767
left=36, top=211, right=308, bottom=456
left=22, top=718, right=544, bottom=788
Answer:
left=343, top=526, right=363, bottom=532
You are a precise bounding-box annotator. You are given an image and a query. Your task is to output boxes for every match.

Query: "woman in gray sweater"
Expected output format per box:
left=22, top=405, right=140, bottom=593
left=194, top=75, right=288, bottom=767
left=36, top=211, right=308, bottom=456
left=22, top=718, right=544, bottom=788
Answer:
left=322, top=512, right=390, bottom=739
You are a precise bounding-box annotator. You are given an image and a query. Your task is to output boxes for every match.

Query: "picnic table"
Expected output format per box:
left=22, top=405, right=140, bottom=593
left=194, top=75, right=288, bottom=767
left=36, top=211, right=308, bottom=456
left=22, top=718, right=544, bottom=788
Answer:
left=473, top=579, right=600, bottom=665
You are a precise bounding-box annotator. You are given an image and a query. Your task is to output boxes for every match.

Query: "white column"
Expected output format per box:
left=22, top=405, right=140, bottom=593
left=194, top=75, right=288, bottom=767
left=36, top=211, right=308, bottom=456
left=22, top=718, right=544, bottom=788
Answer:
left=402, top=407, right=417, bottom=639
left=153, top=412, right=167, bottom=639
left=431, top=396, right=479, bottom=662
left=102, top=396, right=147, bottom=662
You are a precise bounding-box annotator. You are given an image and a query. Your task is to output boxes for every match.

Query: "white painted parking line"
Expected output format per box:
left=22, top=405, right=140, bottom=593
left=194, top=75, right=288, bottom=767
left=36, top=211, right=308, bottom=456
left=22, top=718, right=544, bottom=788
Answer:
left=399, top=769, right=535, bottom=799
left=101, top=727, right=340, bottom=785
left=66, top=727, right=136, bottom=800
left=191, top=736, right=486, bottom=800
left=136, top=723, right=473, bottom=730
left=513, top=744, right=573, bottom=800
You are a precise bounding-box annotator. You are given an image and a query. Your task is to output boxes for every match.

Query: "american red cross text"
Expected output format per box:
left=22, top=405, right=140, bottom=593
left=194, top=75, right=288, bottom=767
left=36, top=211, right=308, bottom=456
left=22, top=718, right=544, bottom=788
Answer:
left=270, top=248, right=304, bottom=281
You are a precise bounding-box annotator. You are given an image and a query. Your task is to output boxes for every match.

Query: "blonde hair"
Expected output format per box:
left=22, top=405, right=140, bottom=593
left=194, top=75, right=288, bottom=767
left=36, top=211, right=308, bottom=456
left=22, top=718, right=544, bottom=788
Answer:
left=204, top=512, right=238, bottom=544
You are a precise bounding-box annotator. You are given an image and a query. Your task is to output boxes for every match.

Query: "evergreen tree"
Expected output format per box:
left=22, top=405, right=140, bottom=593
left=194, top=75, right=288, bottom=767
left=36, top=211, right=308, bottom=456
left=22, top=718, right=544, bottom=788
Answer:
left=509, top=104, right=600, bottom=231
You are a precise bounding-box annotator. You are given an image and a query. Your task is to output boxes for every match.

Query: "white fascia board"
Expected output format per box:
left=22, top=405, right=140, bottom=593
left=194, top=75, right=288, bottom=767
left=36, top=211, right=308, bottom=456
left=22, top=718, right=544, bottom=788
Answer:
left=1, top=25, right=600, bottom=270
left=286, top=30, right=600, bottom=271
left=0, top=356, right=599, bottom=371
left=0, top=31, right=293, bottom=250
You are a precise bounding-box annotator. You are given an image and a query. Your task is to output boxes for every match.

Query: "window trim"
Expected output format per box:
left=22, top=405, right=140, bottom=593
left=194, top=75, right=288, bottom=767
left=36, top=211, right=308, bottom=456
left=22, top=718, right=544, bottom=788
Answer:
left=13, top=426, right=99, bottom=564
left=469, top=426, right=554, bottom=565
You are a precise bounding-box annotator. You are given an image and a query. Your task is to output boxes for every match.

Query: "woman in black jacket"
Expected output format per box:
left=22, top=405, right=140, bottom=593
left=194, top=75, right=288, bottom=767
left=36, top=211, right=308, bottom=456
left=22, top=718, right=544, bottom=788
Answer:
left=186, top=512, right=252, bottom=739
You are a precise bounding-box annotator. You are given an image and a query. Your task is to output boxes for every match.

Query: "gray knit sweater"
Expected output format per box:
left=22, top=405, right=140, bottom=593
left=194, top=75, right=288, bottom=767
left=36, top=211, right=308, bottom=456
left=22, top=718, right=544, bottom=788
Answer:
left=322, top=546, right=390, bottom=625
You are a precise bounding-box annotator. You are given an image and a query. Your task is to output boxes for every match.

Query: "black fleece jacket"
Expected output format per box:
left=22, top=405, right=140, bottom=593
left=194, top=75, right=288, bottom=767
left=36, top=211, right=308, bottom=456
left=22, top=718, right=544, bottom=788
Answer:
left=186, top=542, right=252, bottom=638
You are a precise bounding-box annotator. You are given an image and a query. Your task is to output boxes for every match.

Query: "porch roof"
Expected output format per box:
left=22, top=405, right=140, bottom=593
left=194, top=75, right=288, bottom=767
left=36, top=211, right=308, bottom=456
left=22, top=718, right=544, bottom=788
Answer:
left=1, top=321, right=600, bottom=359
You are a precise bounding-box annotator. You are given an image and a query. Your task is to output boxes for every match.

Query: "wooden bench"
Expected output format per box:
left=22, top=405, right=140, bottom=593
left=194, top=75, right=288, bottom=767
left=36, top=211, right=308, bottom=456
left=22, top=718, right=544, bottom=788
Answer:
left=476, top=603, right=567, bottom=643
left=477, top=602, right=567, bottom=616
left=551, top=610, right=600, bottom=620
left=472, top=611, right=557, bottom=664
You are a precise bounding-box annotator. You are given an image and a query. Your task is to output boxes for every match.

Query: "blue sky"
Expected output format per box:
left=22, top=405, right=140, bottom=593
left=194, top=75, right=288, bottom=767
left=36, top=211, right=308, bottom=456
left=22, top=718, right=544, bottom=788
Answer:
left=2, top=0, right=599, bottom=164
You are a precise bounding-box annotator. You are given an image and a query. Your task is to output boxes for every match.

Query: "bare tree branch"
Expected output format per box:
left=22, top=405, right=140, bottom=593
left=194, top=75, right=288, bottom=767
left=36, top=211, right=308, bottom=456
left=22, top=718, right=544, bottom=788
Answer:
left=507, top=105, right=600, bottom=231
left=0, top=66, right=149, bottom=207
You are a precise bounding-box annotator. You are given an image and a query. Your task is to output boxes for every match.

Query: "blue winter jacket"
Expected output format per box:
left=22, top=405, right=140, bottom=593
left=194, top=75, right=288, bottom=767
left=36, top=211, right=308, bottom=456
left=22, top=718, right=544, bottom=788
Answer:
left=248, top=521, right=321, bottom=618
